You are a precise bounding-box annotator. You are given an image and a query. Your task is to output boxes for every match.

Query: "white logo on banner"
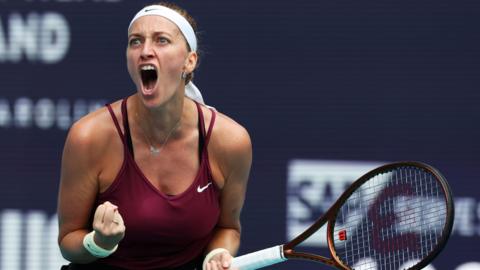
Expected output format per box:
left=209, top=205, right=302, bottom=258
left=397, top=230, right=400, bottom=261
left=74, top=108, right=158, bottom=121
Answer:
left=0, top=97, right=106, bottom=130
left=0, top=12, right=70, bottom=64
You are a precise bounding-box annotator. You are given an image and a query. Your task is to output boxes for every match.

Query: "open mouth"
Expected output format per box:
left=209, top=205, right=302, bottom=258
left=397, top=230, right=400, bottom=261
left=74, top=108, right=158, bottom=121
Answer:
left=140, top=65, right=158, bottom=90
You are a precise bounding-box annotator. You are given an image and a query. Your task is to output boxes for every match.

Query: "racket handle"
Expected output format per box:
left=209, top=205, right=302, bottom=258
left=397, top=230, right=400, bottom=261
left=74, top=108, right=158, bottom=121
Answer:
left=231, top=245, right=287, bottom=270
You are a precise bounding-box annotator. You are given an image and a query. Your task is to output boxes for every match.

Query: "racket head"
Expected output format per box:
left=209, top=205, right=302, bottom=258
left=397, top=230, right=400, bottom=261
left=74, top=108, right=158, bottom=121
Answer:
left=284, top=161, right=454, bottom=270
left=330, top=161, right=454, bottom=270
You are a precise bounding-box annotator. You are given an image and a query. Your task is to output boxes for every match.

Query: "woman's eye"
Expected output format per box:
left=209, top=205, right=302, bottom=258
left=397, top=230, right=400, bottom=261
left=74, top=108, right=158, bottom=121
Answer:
left=129, top=38, right=141, bottom=47
left=157, top=37, right=169, bottom=44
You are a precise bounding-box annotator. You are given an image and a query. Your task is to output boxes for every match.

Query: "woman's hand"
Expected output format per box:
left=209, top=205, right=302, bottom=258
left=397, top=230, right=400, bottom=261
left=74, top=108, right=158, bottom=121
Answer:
left=204, top=249, right=238, bottom=270
left=91, top=201, right=126, bottom=250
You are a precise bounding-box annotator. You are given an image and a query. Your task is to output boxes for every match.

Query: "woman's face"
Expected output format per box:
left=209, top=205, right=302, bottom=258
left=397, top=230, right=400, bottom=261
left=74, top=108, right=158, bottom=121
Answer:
left=127, top=15, right=197, bottom=108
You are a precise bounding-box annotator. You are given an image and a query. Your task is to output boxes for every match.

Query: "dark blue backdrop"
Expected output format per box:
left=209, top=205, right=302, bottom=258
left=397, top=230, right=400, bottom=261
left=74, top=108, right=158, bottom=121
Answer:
left=0, top=0, right=479, bottom=269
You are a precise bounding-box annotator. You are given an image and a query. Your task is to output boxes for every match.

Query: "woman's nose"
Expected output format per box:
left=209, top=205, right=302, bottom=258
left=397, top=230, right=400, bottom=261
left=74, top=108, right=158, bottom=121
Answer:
left=141, top=40, right=154, bottom=59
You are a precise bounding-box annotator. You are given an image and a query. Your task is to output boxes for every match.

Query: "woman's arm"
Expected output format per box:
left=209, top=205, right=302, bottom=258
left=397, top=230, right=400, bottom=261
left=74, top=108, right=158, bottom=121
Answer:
left=204, top=115, right=252, bottom=269
left=57, top=116, right=125, bottom=263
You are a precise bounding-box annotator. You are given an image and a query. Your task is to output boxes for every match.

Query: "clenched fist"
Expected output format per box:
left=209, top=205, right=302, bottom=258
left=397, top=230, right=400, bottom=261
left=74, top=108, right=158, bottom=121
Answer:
left=91, top=201, right=126, bottom=250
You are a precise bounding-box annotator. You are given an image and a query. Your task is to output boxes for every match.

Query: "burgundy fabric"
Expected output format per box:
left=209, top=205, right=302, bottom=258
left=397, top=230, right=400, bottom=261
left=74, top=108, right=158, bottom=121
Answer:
left=90, top=98, right=220, bottom=269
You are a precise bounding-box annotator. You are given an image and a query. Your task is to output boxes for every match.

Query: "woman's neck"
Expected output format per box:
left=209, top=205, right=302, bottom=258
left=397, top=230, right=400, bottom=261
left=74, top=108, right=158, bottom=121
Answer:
left=132, top=92, right=184, bottom=143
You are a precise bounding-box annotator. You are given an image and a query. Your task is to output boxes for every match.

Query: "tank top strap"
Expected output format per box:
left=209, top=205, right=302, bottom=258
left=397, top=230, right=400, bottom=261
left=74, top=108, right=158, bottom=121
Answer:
left=194, top=101, right=216, bottom=149
left=194, top=101, right=207, bottom=139
left=204, top=108, right=216, bottom=147
left=120, top=98, right=135, bottom=156
left=194, top=101, right=216, bottom=182
left=106, top=103, right=126, bottom=144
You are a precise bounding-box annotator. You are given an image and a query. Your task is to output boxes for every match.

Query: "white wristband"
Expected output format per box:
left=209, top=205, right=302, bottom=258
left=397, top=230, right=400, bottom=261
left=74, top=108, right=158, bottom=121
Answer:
left=83, top=231, right=118, bottom=258
left=202, top=248, right=230, bottom=270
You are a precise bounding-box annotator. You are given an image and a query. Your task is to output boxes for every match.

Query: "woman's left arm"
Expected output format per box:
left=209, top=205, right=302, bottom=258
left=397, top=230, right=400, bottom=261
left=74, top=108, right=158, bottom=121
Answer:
left=204, top=116, right=252, bottom=270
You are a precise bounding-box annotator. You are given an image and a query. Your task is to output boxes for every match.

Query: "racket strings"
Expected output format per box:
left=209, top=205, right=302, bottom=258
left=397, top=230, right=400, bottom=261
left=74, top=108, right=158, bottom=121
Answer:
left=332, top=167, right=447, bottom=270
left=340, top=198, right=446, bottom=231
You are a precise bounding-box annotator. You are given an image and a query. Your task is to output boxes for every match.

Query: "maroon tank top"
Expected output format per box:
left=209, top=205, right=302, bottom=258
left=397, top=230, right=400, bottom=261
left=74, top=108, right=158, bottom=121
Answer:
left=93, top=98, right=220, bottom=269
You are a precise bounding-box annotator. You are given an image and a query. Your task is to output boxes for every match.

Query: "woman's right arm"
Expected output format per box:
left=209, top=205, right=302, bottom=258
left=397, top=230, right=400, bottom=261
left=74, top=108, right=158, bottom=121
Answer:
left=57, top=118, right=125, bottom=263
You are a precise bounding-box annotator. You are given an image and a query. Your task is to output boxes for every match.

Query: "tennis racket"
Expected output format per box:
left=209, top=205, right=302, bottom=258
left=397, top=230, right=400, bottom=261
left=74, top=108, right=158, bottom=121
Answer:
left=232, top=161, right=454, bottom=270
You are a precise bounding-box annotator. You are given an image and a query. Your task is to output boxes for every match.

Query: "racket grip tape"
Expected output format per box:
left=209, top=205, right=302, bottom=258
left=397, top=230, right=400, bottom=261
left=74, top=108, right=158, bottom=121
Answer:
left=231, top=245, right=287, bottom=270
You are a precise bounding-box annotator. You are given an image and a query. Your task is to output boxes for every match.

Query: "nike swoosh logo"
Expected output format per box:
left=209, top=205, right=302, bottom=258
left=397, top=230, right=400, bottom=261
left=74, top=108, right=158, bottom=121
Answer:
left=197, top=182, right=213, bottom=193
left=144, top=8, right=158, bottom=13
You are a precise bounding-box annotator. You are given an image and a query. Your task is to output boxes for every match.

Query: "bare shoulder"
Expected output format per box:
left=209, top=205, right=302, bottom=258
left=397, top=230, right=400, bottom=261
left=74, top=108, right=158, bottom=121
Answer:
left=64, top=101, right=120, bottom=161
left=207, top=109, right=252, bottom=185
left=210, top=110, right=252, bottom=158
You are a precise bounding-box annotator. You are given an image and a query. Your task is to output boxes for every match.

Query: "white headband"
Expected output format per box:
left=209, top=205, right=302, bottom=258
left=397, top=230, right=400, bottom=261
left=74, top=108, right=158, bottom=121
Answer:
left=128, top=5, right=197, bottom=52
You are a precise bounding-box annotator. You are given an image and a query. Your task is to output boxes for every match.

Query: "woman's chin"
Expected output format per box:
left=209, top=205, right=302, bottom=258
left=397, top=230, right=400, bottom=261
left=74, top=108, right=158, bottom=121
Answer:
left=137, top=88, right=159, bottom=107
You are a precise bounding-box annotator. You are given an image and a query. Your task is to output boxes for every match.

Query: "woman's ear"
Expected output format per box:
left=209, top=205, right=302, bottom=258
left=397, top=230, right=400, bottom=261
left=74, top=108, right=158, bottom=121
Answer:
left=184, top=51, right=198, bottom=74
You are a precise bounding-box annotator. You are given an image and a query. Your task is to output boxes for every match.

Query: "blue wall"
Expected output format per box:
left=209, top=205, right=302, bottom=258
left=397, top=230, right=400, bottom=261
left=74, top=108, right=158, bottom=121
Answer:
left=0, top=0, right=479, bottom=269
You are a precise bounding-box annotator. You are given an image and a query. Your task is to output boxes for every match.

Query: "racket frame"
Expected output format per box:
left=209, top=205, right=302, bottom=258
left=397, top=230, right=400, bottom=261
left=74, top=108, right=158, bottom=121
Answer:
left=283, top=161, right=454, bottom=270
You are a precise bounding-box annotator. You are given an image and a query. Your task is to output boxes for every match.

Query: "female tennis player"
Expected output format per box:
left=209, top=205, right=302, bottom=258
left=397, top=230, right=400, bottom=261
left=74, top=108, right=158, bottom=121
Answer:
left=57, top=2, right=251, bottom=269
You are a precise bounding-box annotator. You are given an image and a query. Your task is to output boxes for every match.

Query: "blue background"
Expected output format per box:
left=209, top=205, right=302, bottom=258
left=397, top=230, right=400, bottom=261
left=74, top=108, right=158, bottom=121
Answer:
left=0, top=0, right=479, bottom=269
